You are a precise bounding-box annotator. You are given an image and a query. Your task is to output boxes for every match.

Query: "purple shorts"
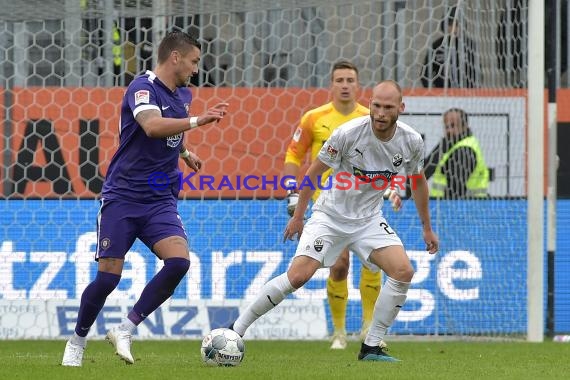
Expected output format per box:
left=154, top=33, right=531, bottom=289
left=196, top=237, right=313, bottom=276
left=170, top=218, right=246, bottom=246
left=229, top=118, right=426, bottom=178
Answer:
left=95, top=197, right=187, bottom=260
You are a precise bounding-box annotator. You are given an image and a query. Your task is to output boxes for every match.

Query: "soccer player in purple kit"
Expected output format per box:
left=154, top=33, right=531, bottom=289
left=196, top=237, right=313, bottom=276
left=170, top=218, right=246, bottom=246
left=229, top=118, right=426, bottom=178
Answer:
left=61, top=30, right=228, bottom=366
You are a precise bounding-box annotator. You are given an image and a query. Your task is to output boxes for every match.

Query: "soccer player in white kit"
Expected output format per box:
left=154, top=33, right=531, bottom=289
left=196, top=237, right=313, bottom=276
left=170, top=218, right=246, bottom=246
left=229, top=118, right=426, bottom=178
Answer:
left=231, top=80, right=439, bottom=362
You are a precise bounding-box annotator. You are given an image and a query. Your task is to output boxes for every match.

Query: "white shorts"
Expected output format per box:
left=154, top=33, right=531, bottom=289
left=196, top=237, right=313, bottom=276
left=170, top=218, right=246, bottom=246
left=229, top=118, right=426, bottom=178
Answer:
left=294, top=210, right=403, bottom=271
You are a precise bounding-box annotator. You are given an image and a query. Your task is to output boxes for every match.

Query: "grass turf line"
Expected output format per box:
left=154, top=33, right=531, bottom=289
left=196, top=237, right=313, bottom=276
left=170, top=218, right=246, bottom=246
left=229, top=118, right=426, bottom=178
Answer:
left=1, top=340, right=569, bottom=380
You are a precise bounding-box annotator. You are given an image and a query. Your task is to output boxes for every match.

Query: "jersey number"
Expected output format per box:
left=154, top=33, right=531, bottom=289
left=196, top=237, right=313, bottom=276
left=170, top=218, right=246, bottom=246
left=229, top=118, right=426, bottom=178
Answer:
left=379, top=222, right=395, bottom=235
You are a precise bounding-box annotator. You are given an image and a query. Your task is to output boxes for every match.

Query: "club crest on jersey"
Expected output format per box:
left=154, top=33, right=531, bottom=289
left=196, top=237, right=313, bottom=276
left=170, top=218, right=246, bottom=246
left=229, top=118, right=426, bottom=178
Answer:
left=134, top=90, right=150, bottom=105
left=166, top=133, right=183, bottom=148
left=326, top=144, right=338, bottom=160
left=313, top=238, right=324, bottom=252
left=392, top=153, right=403, bottom=167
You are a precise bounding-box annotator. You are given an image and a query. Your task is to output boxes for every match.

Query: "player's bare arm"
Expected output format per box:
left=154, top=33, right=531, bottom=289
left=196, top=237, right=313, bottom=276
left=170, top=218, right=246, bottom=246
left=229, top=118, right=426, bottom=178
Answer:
left=283, top=162, right=301, bottom=182
left=283, top=158, right=330, bottom=241
left=179, top=138, right=202, bottom=171
left=409, top=170, right=439, bottom=254
left=180, top=149, right=202, bottom=172
left=135, top=102, right=229, bottom=138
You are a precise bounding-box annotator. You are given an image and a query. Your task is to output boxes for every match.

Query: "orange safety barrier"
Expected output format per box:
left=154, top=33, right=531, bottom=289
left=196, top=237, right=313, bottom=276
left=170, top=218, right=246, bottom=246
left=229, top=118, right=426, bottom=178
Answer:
left=1, top=87, right=567, bottom=199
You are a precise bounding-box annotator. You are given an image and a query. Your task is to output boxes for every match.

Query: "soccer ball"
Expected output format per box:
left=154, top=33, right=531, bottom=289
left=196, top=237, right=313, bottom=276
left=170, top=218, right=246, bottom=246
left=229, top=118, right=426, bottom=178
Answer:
left=201, top=328, right=245, bottom=367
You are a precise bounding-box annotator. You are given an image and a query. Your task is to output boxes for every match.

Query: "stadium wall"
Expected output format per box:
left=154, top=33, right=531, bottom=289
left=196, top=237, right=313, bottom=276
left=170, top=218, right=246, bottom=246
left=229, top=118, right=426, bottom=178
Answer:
left=0, top=87, right=531, bottom=198
left=5, top=87, right=570, bottom=198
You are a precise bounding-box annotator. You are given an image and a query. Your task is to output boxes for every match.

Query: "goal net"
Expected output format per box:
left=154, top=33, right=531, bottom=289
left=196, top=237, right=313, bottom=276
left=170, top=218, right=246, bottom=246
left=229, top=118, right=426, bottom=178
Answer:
left=0, top=0, right=543, bottom=341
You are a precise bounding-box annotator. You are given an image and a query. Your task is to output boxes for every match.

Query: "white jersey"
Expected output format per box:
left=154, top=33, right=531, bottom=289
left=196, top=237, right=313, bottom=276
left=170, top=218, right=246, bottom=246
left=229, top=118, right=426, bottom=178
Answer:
left=313, top=115, right=424, bottom=222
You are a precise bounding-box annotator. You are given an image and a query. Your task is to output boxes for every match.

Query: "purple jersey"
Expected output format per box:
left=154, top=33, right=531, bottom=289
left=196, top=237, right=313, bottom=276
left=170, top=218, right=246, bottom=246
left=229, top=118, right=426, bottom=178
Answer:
left=102, top=70, right=192, bottom=202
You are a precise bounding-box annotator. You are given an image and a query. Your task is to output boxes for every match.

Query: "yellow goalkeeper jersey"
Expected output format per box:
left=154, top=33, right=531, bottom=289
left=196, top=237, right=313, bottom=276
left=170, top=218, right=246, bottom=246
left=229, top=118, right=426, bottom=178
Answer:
left=285, top=102, right=370, bottom=200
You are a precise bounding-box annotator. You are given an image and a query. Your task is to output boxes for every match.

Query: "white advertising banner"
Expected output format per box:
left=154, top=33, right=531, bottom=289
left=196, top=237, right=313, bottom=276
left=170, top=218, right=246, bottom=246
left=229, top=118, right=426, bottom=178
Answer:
left=0, top=299, right=327, bottom=340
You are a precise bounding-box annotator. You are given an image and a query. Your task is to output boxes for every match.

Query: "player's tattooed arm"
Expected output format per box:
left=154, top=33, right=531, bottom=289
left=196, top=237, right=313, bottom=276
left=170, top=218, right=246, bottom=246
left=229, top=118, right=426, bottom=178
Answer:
left=135, top=109, right=162, bottom=127
left=136, top=109, right=194, bottom=138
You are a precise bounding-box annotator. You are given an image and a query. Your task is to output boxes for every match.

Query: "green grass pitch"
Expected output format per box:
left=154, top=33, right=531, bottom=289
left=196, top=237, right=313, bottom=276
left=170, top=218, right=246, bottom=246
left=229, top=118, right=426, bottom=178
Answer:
left=1, top=340, right=569, bottom=380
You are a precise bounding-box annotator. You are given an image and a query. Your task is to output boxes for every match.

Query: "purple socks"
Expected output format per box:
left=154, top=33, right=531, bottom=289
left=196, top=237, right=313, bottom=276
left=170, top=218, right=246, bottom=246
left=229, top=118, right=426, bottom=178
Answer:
left=73, top=257, right=190, bottom=336
left=74, top=271, right=121, bottom=337
left=128, top=257, right=190, bottom=325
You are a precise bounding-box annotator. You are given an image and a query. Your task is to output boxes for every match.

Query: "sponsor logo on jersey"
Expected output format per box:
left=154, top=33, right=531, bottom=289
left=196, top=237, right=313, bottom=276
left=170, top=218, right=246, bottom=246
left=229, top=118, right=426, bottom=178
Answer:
left=184, top=103, right=190, bottom=114
left=352, top=166, right=398, bottom=183
left=134, top=90, right=150, bottom=105
left=392, top=153, right=403, bottom=167
left=314, top=238, right=324, bottom=252
left=166, top=133, right=183, bottom=148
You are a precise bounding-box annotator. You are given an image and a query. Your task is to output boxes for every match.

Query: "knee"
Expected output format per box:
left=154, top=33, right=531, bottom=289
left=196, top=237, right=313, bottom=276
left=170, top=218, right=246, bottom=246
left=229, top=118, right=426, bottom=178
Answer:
left=329, top=261, right=349, bottom=280
left=392, top=264, right=414, bottom=283
left=329, top=252, right=350, bottom=280
left=287, top=271, right=310, bottom=289
left=166, top=257, right=190, bottom=277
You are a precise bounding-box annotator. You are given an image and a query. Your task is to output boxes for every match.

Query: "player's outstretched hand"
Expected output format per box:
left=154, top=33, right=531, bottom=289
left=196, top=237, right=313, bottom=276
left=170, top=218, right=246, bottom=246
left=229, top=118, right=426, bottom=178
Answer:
left=283, top=216, right=304, bottom=242
left=182, top=150, right=202, bottom=172
left=197, top=102, right=229, bottom=126
left=388, top=190, right=402, bottom=211
left=424, top=229, right=439, bottom=254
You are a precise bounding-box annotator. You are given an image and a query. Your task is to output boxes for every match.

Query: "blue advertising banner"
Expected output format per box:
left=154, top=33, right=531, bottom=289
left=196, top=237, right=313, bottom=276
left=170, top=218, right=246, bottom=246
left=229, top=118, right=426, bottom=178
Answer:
left=0, top=199, right=568, bottom=337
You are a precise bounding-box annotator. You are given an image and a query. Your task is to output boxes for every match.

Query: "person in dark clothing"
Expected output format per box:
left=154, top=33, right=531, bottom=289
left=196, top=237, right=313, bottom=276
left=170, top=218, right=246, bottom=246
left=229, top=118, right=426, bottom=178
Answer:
left=421, top=6, right=480, bottom=88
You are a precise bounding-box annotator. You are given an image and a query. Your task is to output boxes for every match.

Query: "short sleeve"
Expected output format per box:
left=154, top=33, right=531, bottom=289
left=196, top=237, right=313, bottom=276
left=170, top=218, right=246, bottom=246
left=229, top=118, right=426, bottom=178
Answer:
left=284, top=112, right=314, bottom=166
left=405, top=137, right=425, bottom=175
left=317, top=127, right=346, bottom=170
left=127, top=81, right=160, bottom=118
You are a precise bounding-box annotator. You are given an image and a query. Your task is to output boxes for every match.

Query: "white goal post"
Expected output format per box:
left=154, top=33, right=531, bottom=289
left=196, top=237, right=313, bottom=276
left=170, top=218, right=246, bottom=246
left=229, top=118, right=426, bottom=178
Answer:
left=527, top=0, right=544, bottom=343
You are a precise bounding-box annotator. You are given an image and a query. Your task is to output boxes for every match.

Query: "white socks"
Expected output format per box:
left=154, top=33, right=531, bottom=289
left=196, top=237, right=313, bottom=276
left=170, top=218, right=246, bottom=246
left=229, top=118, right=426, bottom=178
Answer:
left=364, top=276, right=410, bottom=347
left=233, top=273, right=295, bottom=336
left=118, top=317, right=137, bottom=335
left=70, top=333, right=87, bottom=348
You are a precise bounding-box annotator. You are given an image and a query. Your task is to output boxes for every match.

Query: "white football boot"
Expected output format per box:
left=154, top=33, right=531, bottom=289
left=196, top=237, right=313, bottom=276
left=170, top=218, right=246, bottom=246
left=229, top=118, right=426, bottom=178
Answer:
left=330, top=330, right=348, bottom=350
left=106, top=327, right=134, bottom=364
left=62, top=340, right=85, bottom=367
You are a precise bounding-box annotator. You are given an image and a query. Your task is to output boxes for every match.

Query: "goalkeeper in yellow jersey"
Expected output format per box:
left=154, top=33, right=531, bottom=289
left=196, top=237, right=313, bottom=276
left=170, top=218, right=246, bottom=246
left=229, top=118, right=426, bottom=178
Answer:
left=283, top=60, right=401, bottom=349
